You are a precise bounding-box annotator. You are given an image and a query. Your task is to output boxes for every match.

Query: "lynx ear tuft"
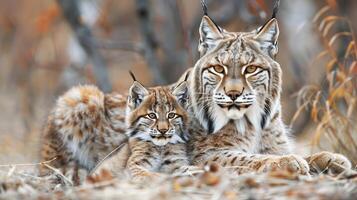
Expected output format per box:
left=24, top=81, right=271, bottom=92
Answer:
left=271, top=0, right=280, bottom=19
left=200, top=0, right=208, bottom=15
left=129, top=70, right=137, bottom=81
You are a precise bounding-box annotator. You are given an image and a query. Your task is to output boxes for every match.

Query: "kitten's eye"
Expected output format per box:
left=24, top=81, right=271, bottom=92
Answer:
left=167, top=112, right=176, bottom=119
left=147, top=113, right=157, bottom=119
left=211, top=65, right=225, bottom=74
left=244, top=65, right=258, bottom=74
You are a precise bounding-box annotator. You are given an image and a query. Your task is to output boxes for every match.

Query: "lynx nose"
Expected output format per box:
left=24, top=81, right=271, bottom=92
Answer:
left=157, top=121, right=169, bottom=134
left=158, top=128, right=168, bottom=134
left=226, top=90, right=242, bottom=101
left=224, top=78, right=244, bottom=101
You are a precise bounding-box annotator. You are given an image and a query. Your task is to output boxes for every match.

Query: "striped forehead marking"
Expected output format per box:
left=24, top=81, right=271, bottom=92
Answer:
left=215, top=36, right=257, bottom=78
left=150, top=88, right=174, bottom=112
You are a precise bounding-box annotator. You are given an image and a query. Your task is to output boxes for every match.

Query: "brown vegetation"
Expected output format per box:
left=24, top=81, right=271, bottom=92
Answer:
left=0, top=0, right=357, bottom=199
left=293, top=1, right=357, bottom=166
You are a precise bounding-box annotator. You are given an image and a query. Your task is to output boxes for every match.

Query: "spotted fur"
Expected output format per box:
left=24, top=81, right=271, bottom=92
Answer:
left=94, top=81, right=191, bottom=180
left=39, top=85, right=128, bottom=184
left=186, top=15, right=351, bottom=174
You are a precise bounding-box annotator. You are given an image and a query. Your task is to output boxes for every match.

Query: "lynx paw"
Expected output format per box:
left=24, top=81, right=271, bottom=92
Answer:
left=306, top=151, right=352, bottom=174
left=259, top=155, right=310, bottom=175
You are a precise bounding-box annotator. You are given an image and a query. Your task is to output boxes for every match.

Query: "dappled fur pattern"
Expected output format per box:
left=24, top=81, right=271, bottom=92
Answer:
left=125, top=82, right=190, bottom=179
left=186, top=15, right=351, bottom=174
left=40, top=85, right=128, bottom=184
left=93, top=81, right=191, bottom=180
left=40, top=82, right=192, bottom=182
left=40, top=14, right=352, bottom=182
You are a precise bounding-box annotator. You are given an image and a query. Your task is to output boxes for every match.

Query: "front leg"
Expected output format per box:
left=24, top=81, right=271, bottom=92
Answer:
left=160, top=144, right=190, bottom=175
left=127, top=139, right=161, bottom=180
left=195, top=150, right=310, bottom=175
left=259, top=117, right=293, bottom=155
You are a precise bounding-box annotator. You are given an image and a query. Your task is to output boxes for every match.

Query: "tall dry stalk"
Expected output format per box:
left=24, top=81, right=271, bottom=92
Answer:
left=294, top=2, right=357, bottom=165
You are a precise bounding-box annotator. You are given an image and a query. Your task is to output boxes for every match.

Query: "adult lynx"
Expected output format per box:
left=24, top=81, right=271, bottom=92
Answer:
left=185, top=7, right=351, bottom=174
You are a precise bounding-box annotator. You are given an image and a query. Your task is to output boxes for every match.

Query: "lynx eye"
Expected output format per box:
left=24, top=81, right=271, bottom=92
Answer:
left=211, top=65, right=225, bottom=74
left=147, top=113, right=157, bottom=119
left=167, top=112, right=176, bottom=119
left=244, top=65, right=258, bottom=74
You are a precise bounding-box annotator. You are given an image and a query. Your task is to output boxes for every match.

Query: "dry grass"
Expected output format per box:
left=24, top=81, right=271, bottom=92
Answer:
left=1, top=1, right=357, bottom=199
left=1, top=163, right=357, bottom=200
left=293, top=2, right=357, bottom=166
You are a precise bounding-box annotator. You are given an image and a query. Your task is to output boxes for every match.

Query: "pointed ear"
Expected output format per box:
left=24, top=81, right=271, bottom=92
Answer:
left=254, top=18, right=279, bottom=58
left=198, top=16, right=223, bottom=57
left=128, top=81, right=149, bottom=108
left=171, top=81, right=188, bottom=107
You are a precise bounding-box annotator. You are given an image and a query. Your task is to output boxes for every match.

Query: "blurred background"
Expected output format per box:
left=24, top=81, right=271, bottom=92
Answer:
left=0, top=0, right=356, bottom=165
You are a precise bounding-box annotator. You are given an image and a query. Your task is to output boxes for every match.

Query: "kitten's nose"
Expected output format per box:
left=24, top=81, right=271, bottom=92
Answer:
left=157, top=121, right=169, bottom=134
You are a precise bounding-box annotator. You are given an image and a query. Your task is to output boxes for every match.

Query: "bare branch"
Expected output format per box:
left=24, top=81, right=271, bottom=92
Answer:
left=135, top=0, right=166, bottom=85
left=157, top=0, right=189, bottom=82
left=94, top=40, right=145, bottom=54
left=57, top=0, right=112, bottom=92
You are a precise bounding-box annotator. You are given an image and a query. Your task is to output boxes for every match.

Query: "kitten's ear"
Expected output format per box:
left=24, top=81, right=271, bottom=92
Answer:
left=171, top=81, right=188, bottom=107
left=198, top=16, right=223, bottom=57
left=128, top=81, right=149, bottom=108
left=254, top=18, right=279, bottom=58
